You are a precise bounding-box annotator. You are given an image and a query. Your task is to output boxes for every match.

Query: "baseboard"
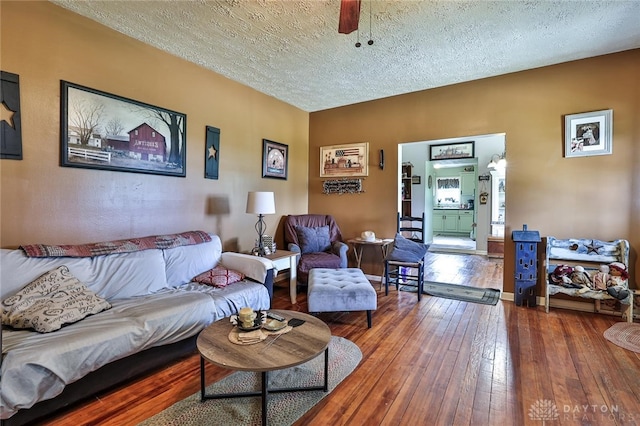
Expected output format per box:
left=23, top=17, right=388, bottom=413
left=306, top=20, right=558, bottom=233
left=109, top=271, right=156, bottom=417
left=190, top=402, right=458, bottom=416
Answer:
left=501, top=292, right=542, bottom=304
left=501, top=291, right=514, bottom=301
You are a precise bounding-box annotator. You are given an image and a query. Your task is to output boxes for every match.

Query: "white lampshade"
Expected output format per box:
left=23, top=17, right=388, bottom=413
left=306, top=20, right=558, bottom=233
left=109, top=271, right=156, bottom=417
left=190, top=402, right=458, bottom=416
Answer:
left=488, top=152, right=507, bottom=170
left=246, top=191, right=275, bottom=215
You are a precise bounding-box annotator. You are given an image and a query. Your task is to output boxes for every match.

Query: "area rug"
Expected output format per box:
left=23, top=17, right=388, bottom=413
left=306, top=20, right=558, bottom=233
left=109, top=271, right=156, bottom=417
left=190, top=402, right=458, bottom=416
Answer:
left=400, top=281, right=501, bottom=305
left=137, top=336, right=361, bottom=426
left=603, top=322, right=640, bottom=353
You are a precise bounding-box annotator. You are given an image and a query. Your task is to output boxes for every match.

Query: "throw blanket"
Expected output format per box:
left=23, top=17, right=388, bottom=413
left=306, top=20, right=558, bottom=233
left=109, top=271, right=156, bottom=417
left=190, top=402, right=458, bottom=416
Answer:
left=20, top=231, right=212, bottom=258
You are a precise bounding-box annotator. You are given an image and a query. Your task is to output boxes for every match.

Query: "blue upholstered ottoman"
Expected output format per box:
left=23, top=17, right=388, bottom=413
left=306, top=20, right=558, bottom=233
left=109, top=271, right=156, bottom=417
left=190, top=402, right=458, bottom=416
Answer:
left=307, top=268, right=377, bottom=328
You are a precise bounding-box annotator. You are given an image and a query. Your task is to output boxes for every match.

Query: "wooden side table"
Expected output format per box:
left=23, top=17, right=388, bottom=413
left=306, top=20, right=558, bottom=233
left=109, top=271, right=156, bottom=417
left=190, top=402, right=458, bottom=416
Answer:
left=347, top=238, right=394, bottom=269
left=263, top=250, right=300, bottom=304
left=347, top=238, right=394, bottom=287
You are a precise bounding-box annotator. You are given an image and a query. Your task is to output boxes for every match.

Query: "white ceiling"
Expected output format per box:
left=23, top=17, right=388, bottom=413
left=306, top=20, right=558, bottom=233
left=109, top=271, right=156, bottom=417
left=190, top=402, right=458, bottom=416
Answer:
left=52, top=0, right=640, bottom=112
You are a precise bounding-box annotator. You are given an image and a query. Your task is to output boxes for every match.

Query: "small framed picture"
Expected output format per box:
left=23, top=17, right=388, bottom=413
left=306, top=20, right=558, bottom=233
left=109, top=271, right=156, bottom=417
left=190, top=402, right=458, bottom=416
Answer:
left=564, top=109, right=612, bottom=158
left=262, top=139, right=288, bottom=180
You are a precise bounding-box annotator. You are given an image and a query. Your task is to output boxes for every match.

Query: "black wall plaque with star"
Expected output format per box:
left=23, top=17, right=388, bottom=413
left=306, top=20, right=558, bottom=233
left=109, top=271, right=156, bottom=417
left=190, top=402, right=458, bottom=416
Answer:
left=1, top=71, right=23, bottom=160
left=205, top=125, right=220, bottom=179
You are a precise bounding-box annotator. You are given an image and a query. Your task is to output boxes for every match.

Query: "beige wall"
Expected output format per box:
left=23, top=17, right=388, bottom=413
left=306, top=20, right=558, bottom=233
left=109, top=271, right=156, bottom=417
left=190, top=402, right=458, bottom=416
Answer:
left=2, top=2, right=638, bottom=295
left=309, top=50, right=640, bottom=292
left=0, top=1, right=309, bottom=251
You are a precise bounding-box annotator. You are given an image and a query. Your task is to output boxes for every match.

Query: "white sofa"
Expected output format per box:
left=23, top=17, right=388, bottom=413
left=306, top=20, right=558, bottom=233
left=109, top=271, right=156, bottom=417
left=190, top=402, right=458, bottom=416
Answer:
left=0, top=232, right=273, bottom=425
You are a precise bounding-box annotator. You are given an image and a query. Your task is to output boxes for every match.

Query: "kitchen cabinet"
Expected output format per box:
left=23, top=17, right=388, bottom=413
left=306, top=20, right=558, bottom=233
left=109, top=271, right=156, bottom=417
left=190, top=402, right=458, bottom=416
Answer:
left=432, top=213, right=444, bottom=232
left=444, top=214, right=458, bottom=232
left=433, top=212, right=457, bottom=233
left=460, top=171, right=475, bottom=196
left=458, top=210, right=474, bottom=233
left=432, top=210, right=474, bottom=234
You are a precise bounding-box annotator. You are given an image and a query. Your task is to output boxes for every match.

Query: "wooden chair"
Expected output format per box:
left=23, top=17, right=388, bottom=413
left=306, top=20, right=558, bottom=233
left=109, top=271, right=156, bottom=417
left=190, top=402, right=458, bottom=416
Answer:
left=384, top=213, right=428, bottom=301
left=397, top=212, right=426, bottom=243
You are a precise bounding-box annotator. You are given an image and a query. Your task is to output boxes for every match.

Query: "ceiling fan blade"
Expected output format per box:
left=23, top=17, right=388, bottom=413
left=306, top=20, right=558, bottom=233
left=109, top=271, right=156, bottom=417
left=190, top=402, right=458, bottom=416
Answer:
left=338, top=0, right=361, bottom=34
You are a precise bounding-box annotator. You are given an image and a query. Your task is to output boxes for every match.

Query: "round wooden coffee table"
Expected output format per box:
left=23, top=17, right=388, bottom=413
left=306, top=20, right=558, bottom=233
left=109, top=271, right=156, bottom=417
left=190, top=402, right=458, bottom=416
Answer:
left=196, top=310, right=331, bottom=426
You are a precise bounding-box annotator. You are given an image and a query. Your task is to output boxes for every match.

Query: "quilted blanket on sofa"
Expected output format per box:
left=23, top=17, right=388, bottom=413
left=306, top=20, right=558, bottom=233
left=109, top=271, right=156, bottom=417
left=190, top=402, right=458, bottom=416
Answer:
left=20, top=230, right=211, bottom=257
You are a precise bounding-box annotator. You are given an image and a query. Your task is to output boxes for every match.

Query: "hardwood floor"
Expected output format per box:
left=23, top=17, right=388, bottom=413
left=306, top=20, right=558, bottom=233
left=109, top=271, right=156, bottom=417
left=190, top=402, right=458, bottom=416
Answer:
left=43, top=252, right=640, bottom=425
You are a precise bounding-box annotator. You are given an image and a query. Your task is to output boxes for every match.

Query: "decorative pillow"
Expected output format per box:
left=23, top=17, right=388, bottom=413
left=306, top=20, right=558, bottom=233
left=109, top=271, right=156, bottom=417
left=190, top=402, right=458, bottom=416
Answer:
left=1, top=265, right=111, bottom=333
left=295, top=226, right=331, bottom=254
left=386, top=233, right=428, bottom=262
left=192, top=266, right=245, bottom=288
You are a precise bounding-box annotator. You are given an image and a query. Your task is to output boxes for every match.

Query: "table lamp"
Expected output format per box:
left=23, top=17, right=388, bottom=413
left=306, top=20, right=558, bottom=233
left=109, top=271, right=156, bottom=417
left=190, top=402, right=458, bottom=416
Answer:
left=246, top=191, right=275, bottom=256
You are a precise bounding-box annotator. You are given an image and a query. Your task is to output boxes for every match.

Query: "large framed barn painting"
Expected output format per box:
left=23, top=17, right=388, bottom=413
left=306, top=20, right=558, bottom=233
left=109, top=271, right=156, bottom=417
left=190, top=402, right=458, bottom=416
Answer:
left=60, top=81, right=186, bottom=177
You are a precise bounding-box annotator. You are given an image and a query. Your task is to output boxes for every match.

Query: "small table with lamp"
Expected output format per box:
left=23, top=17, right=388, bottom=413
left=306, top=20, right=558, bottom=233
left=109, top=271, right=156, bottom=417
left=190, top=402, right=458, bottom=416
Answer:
left=246, top=191, right=301, bottom=303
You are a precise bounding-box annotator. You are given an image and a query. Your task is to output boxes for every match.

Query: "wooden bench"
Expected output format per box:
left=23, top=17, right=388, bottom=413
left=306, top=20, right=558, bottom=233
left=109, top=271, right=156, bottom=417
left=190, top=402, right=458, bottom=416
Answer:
left=545, top=237, right=633, bottom=322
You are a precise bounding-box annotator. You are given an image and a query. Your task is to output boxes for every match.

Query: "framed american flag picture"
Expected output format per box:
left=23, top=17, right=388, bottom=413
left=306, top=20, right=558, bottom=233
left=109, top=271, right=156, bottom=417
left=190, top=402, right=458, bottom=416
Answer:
left=320, top=142, right=369, bottom=178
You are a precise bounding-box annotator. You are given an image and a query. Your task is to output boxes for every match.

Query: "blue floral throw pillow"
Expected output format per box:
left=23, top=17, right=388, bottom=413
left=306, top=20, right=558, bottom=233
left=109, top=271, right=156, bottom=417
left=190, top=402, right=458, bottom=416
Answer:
left=386, top=233, right=428, bottom=262
left=295, top=226, right=331, bottom=254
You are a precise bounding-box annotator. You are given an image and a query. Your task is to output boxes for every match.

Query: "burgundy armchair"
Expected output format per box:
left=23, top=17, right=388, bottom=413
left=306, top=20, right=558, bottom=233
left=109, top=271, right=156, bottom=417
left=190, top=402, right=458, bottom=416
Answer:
left=283, top=214, right=348, bottom=284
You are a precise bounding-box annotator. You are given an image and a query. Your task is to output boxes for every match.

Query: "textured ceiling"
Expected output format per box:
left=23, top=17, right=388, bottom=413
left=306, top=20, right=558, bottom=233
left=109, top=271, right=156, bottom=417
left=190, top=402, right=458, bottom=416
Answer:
left=52, top=0, right=640, bottom=112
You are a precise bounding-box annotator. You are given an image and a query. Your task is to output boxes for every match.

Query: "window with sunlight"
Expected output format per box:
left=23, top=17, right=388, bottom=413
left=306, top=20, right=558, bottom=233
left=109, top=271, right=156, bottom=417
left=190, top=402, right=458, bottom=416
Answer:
left=435, top=177, right=460, bottom=207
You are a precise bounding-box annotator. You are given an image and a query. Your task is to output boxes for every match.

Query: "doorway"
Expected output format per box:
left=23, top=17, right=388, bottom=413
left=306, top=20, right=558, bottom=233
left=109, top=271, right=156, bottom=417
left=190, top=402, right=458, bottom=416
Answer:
left=399, top=133, right=506, bottom=255
left=429, top=160, right=477, bottom=252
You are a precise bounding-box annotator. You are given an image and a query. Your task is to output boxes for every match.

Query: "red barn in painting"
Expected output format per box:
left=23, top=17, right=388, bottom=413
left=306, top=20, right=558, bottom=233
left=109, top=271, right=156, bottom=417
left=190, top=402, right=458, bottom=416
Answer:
left=103, top=123, right=166, bottom=162
left=128, top=123, right=166, bottom=162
